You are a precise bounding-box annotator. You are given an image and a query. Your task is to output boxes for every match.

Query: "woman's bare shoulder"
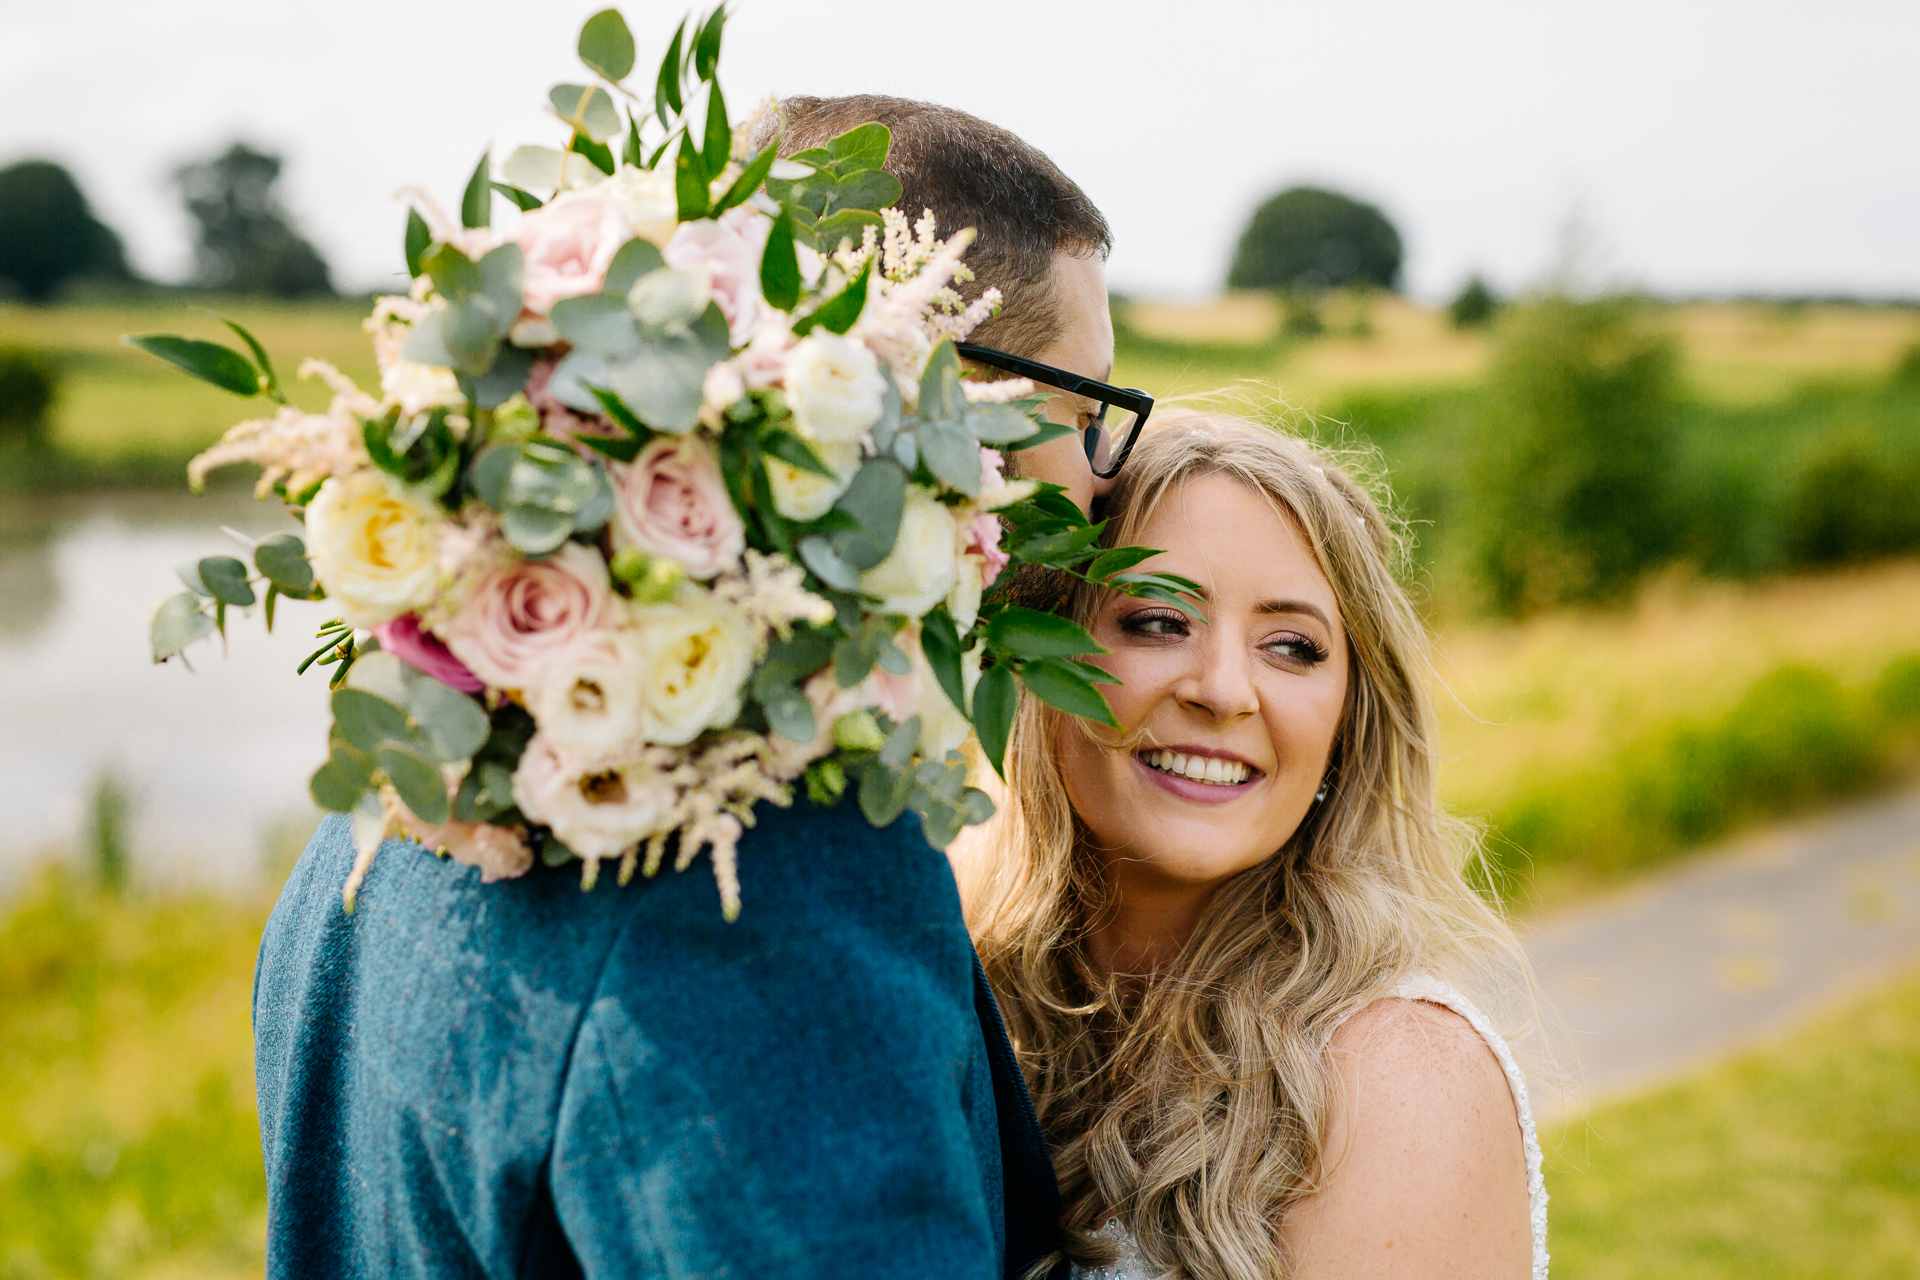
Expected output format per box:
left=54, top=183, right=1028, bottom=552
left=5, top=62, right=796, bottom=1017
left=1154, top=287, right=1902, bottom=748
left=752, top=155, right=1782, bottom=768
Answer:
left=1279, top=997, right=1531, bottom=1278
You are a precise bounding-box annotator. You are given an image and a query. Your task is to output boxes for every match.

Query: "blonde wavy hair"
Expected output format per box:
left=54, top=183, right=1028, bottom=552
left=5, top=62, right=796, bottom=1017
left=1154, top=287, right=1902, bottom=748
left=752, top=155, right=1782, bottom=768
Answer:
left=959, top=411, right=1538, bottom=1280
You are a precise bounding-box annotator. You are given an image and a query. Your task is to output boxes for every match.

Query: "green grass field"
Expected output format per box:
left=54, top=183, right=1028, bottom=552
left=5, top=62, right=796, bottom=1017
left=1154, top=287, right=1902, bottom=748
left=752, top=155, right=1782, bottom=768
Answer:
left=1545, top=967, right=1920, bottom=1278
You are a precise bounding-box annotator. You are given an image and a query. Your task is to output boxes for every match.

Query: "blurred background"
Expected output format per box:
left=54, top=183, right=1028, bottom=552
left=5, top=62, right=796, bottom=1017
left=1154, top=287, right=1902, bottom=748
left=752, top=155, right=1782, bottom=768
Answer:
left=2, top=1, right=1917, bottom=1275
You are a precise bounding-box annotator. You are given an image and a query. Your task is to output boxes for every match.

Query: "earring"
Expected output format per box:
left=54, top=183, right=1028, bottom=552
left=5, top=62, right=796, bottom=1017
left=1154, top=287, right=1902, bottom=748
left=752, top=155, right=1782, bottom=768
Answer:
left=1314, top=783, right=1330, bottom=804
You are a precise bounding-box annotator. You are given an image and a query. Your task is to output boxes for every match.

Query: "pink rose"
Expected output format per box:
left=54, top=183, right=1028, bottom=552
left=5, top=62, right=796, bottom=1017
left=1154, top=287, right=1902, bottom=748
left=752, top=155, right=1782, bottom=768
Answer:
left=438, top=542, right=615, bottom=691
left=765, top=666, right=864, bottom=779
left=862, top=663, right=921, bottom=725
left=663, top=206, right=769, bottom=346
left=733, top=312, right=795, bottom=388
left=611, top=435, right=745, bottom=578
left=507, top=194, right=632, bottom=318
left=962, top=511, right=1010, bottom=580
left=373, top=614, right=484, bottom=693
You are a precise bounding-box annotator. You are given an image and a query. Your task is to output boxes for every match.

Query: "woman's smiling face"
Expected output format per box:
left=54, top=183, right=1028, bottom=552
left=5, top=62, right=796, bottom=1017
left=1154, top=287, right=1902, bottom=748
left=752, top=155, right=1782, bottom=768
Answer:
left=1059, top=472, right=1350, bottom=919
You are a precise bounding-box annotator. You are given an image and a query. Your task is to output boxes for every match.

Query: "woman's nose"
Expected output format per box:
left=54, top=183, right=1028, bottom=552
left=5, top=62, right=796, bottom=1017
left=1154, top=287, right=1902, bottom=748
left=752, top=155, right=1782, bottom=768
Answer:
left=1176, top=636, right=1258, bottom=722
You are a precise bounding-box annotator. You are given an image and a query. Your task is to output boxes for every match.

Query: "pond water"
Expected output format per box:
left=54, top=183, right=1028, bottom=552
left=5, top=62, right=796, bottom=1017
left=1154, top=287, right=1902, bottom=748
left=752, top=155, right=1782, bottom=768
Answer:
left=0, top=490, right=334, bottom=895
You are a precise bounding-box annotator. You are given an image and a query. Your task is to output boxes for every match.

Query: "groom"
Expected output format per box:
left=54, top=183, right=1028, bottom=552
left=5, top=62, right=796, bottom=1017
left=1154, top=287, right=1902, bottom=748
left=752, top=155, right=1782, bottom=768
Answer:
left=254, top=96, right=1115, bottom=1280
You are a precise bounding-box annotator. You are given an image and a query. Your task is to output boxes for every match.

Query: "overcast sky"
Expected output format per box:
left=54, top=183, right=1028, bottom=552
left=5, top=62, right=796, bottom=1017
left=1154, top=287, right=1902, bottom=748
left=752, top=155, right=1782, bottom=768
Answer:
left=4, top=0, right=1915, bottom=301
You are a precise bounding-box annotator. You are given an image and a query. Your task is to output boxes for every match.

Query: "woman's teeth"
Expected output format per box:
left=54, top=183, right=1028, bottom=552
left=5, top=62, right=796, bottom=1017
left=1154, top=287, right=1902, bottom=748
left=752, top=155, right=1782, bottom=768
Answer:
left=1141, top=750, right=1251, bottom=786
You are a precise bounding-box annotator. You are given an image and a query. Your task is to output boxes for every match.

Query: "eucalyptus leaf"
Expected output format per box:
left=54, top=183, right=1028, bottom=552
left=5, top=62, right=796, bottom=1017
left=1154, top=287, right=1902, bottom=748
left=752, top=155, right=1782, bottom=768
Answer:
left=832, top=460, right=906, bottom=565
left=422, top=243, right=482, bottom=300
left=343, top=650, right=412, bottom=704
left=550, top=83, right=622, bottom=143
left=454, top=761, right=517, bottom=823
left=175, top=560, right=211, bottom=597
left=441, top=296, right=502, bottom=375
left=627, top=268, right=709, bottom=332
left=797, top=535, right=861, bottom=592
left=918, top=341, right=965, bottom=425
left=603, top=237, right=667, bottom=296
left=857, top=760, right=913, bottom=828
left=812, top=208, right=885, bottom=252
left=254, top=533, right=314, bottom=594
left=310, top=754, right=369, bottom=813
left=546, top=350, right=612, bottom=415
left=917, top=420, right=982, bottom=495
left=880, top=715, right=921, bottom=770
left=503, top=144, right=568, bottom=191
left=501, top=505, right=575, bottom=556
left=477, top=244, right=525, bottom=333
left=380, top=742, right=449, bottom=825
left=468, top=444, right=518, bottom=510
left=197, top=555, right=256, bottom=607
left=460, top=343, right=535, bottom=410
left=550, top=293, right=643, bottom=359
left=150, top=592, right=214, bottom=663
left=757, top=676, right=816, bottom=745
left=605, top=336, right=706, bottom=433
left=122, top=335, right=259, bottom=396
left=331, top=688, right=415, bottom=754
left=577, top=7, right=636, bottom=81
left=400, top=312, right=456, bottom=369
left=964, top=402, right=1040, bottom=445
left=408, top=679, right=491, bottom=763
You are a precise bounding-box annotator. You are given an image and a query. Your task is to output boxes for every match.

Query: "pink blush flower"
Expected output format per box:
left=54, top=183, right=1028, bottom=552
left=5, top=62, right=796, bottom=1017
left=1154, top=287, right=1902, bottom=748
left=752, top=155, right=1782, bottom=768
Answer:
left=439, top=542, right=615, bottom=691
left=373, top=614, right=484, bottom=693
left=611, top=435, right=745, bottom=579
left=663, top=206, right=769, bottom=346
left=962, top=511, right=1010, bottom=579
left=507, top=194, right=632, bottom=318
left=396, top=811, right=534, bottom=883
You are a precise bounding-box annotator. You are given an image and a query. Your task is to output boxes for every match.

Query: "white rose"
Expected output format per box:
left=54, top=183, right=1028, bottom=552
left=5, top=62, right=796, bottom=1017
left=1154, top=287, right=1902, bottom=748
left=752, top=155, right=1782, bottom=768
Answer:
left=305, top=469, right=442, bottom=628
left=916, top=638, right=982, bottom=760
left=530, top=628, right=651, bottom=755
left=511, top=735, right=676, bottom=860
left=766, top=439, right=861, bottom=522
left=946, top=553, right=986, bottom=634
left=592, top=166, right=680, bottom=247
left=784, top=332, right=885, bottom=444
left=380, top=358, right=462, bottom=417
left=631, top=587, right=755, bottom=745
left=859, top=486, right=958, bottom=618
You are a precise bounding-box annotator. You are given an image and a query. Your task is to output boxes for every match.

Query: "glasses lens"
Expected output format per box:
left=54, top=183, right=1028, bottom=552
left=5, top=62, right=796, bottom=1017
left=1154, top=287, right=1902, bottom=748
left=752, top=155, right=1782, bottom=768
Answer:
left=1087, top=406, right=1139, bottom=474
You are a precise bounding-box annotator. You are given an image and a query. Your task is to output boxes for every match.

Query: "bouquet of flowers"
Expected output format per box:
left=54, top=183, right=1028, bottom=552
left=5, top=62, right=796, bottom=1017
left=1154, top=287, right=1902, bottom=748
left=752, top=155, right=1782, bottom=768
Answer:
left=133, top=7, right=1195, bottom=917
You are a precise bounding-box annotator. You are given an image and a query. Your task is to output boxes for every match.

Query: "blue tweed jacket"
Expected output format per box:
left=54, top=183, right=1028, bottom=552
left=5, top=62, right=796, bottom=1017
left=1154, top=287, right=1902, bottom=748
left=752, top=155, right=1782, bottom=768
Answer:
left=253, top=801, right=1060, bottom=1279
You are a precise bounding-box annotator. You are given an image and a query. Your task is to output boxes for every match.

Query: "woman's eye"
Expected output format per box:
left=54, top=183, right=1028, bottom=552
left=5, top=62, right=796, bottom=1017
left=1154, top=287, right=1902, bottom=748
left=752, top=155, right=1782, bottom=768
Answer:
left=1264, top=634, right=1328, bottom=664
left=1120, top=610, right=1187, bottom=638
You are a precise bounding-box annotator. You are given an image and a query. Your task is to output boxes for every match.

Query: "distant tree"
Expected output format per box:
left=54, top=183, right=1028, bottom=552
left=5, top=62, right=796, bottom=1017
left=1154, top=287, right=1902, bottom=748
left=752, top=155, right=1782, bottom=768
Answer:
left=174, top=142, right=332, bottom=297
left=1449, top=274, right=1499, bottom=329
left=0, top=345, right=59, bottom=445
left=1227, top=186, right=1403, bottom=293
left=0, top=160, right=131, bottom=303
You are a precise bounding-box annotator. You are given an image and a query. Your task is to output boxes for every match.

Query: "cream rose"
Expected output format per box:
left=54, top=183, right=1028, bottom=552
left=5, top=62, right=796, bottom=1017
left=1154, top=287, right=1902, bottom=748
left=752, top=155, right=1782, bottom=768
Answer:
left=945, top=553, right=986, bottom=633
left=505, top=193, right=632, bottom=318
left=611, top=436, right=745, bottom=578
left=530, top=627, right=651, bottom=754
left=589, top=166, right=679, bottom=247
left=304, top=469, right=443, bottom=628
left=915, top=637, right=982, bottom=759
left=766, top=439, right=860, bottom=522
left=784, top=332, right=885, bottom=444
left=511, top=735, right=676, bottom=860
left=438, top=541, right=614, bottom=691
left=631, top=588, right=754, bottom=745
left=859, top=486, right=958, bottom=618
left=380, top=358, right=462, bottom=417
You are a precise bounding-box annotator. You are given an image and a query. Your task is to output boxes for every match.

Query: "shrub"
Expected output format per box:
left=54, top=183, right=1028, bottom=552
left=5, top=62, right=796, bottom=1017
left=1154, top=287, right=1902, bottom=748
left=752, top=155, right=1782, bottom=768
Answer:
left=1226, top=186, right=1403, bottom=292
left=1783, top=435, right=1920, bottom=567
left=1465, top=295, right=1680, bottom=614
left=1893, top=341, right=1920, bottom=386
left=0, top=343, right=58, bottom=446
left=1448, top=275, right=1498, bottom=329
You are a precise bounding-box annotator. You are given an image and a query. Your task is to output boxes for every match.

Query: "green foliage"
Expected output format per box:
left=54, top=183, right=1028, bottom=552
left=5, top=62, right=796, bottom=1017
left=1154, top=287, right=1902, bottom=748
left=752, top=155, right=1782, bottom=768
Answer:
left=85, top=767, right=134, bottom=895
left=0, top=159, right=131, bottom=303
left=1226, top=186, right=1403, bottom=292
left=1893, top=340, right=1920, bottom=386
left=0, top=343, right=58, bottom=445
left=1781, top=434, right=1920, bottom=568
left=1547, top=968, right=1920, bottom=1278
left=173, top=142, right=332, bottom=298
left=1448, top=274, right=1498, bottom=329
left=1466, top=294, right=1680, bottom=614
left=1486, top=654, right=1920, bottom=892
left=0, top=873, right=268, bottom=1277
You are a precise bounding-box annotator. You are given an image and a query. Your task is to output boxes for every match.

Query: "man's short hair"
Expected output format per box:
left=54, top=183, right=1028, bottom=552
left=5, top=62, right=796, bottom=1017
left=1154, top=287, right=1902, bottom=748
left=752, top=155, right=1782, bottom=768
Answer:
left=767, top=95, right=1111, bottom=359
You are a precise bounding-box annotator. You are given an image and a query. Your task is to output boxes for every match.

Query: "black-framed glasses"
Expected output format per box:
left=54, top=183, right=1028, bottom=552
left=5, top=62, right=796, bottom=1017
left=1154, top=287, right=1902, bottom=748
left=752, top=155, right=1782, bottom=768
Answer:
left=954, top=342, right=1153, bottom=480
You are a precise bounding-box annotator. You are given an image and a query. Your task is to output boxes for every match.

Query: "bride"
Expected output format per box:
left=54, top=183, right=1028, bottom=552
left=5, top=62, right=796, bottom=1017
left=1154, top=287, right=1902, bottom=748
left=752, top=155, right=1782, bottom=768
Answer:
left=960, top=413, right=1548, bottom=1279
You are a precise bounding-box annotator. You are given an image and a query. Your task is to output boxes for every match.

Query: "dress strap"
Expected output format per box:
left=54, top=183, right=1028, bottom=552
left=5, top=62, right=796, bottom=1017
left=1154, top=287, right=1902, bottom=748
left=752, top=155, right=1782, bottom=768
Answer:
left=1382, top=975, right=1550, bottom=1279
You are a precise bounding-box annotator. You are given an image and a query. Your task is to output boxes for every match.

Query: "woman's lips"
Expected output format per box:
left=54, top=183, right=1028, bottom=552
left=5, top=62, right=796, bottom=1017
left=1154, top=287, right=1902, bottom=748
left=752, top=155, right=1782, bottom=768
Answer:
left=1132, top=747, right=1261, bottom=805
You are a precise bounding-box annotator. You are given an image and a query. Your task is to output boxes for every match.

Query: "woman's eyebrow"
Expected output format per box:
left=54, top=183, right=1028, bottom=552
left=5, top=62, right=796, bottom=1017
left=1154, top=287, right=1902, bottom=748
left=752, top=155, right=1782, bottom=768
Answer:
left=1253, top=599, right=1332, bottom=629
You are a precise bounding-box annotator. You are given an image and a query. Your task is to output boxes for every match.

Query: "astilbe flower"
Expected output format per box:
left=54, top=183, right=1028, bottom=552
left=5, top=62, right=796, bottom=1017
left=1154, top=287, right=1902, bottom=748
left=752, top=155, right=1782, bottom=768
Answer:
left=708, top=549, right=837, bottom=646
left=187, top=360, right=377, bottom=497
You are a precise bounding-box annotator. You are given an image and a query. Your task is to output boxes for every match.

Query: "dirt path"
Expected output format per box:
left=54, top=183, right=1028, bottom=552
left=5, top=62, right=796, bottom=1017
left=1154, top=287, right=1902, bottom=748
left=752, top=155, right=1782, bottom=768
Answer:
left=1523, top=784, right=1920, bottom=1112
